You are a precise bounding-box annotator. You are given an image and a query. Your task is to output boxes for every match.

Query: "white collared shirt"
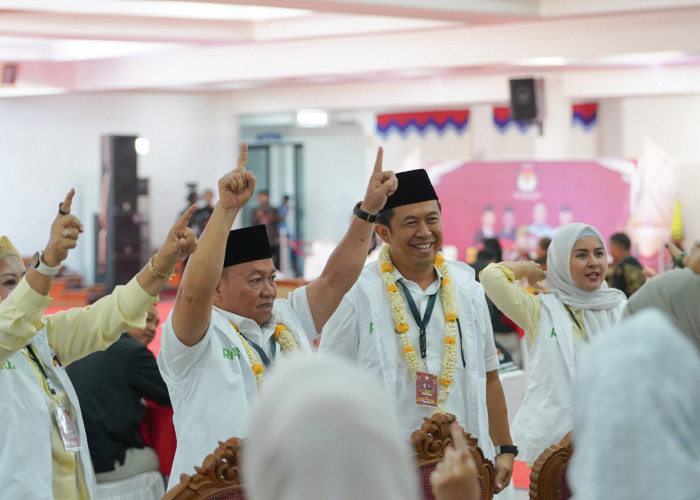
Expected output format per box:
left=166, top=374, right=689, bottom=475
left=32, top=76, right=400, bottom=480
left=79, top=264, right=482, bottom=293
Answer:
left=158, top=286, right=316, bottom=490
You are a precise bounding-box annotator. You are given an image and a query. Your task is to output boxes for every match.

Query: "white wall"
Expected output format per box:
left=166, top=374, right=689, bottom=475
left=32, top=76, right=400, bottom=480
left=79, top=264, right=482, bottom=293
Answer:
left=241, top=123, right=367, bottom=243
left=3, top=87, right=699, bottom=285
left=0, top=91, right=237, bottom=281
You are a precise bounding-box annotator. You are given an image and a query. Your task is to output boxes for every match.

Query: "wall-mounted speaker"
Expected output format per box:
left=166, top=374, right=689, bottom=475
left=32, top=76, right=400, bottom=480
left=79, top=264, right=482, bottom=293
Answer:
left=509, top=78, right=539, bottom=122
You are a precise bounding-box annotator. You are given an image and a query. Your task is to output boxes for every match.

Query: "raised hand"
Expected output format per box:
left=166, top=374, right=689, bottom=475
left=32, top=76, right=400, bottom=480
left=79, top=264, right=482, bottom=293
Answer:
left=44, top=189, right=84, bottom=267
left=359, top=147, right=398, bottom=214
left=524, top=261, right=546, bottom=286
left=667, top=241, right=700, bottom=274
left=218, top=143, right=256, bottom=211
left=687, top=241, right=700, bottom=274
left=430, top=423, right=480, bottom=500
left=153, top=205, right=199, bottom=273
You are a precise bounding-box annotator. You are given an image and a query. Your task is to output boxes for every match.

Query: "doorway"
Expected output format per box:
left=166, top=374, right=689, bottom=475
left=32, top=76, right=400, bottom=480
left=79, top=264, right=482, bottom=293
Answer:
left=244, top=143, right=304, bottom=276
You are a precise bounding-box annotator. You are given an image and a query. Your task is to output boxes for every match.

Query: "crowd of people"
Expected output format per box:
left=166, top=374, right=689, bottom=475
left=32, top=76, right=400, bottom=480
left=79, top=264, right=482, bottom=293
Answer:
left=1, top=143, right=698, bottom=500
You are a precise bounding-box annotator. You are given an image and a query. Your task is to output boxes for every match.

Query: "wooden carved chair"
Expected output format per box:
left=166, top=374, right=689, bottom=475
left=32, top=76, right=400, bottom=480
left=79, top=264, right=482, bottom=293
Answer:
left=163, top=437, right=246, bottom=500
left=411, top=412, right=496, bottom=500
left=529, top=434, right=573, bottom=500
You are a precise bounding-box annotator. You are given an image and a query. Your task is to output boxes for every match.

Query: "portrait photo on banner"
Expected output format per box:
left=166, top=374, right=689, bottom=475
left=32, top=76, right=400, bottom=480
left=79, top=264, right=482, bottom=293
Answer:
left=427, top=160, right=634, bottom=263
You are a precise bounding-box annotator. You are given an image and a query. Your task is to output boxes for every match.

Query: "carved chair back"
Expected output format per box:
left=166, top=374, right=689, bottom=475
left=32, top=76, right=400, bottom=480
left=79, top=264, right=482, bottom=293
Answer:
left=411, top=413, right=495, bottom=500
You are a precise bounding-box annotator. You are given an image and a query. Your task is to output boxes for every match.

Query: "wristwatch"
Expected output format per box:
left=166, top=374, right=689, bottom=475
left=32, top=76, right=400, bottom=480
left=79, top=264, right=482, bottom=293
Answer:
left=495, top=445, right=519, bottom=457
left=31, top=251, right=61, bottom=276
left=353, top=201, right=379, bottom=223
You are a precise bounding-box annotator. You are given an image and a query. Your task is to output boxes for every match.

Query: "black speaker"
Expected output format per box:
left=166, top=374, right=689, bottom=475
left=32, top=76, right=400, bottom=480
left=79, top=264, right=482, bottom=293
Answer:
left=99, top=135, right=143, bottom=291
left=109, top=136, right=138, bottom=213
left=113, top=254, right=142, bottom=287
left=113, top=213, right=141, bottom=257
left=509, top=78, right=538, bottom=121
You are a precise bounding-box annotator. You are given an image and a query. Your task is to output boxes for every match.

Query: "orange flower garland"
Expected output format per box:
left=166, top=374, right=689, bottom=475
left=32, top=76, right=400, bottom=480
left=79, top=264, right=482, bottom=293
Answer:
left=230, top=321, right=300, bottom=386
left=378, top=245, right=459, bottom=411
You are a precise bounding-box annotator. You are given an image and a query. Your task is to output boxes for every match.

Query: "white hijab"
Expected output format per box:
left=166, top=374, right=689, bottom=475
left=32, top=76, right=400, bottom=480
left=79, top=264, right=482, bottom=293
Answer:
left=570, top=309, right=700, bottom=499
left=625, top=268, right=700, bottom=354
left=244, top=353, right=420, bottom=500
left=546, top=223, right=627, bottom=336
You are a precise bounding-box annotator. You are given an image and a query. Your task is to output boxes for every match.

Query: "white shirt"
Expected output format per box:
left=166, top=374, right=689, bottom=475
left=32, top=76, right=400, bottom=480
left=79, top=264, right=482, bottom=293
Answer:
left=158, top=286, right=317, bottom=491
left=320, top=260, right=499, bottom=457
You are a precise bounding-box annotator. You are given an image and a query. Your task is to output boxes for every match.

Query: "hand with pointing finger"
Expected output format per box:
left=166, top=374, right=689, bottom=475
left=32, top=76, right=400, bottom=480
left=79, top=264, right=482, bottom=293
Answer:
left=431, top=423, right=480, bottom=500
left=44, top=188, right=84, bottom=267
left=151, top=204, right=199, bottom=275
left=359, top=147, right=398, bottom=215
left=219, top=143, right=256, bottom=212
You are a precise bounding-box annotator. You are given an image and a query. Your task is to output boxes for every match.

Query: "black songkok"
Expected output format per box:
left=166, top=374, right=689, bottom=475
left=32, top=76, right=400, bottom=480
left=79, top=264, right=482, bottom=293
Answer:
left=223, top=225, right=272, bottom=268
left=380, top=169, right=438, bottom=213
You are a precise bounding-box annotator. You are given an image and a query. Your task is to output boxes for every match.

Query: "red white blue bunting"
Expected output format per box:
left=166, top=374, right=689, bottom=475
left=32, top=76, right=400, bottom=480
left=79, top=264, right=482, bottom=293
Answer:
left=572, top=103, right=597, bottom=130
left=376, top=110, right=469, bottom=137
left=493, top=107, right=532, bottom=134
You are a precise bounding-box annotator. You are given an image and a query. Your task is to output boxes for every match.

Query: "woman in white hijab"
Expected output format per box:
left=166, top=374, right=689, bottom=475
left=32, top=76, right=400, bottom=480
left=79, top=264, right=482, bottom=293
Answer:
left=244, top=353, right=420, bottom=500
left=480, top=223, right=627, bottom=461
left=570, top=309, right=700, bottom=500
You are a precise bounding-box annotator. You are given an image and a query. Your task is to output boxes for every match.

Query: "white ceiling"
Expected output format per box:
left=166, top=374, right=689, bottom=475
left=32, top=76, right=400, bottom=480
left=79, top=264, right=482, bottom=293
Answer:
left=2, top=0, right=700, bottom=99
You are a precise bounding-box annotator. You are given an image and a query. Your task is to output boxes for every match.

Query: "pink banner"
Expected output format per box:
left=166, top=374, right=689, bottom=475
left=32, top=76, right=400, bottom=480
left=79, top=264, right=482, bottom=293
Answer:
left=428, top=160, right=633, bottom=262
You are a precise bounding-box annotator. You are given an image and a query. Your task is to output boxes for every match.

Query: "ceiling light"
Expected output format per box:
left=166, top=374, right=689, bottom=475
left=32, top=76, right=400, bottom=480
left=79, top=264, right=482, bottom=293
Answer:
left=513, top=57, right=568, bottom=66
left=296, top=109, right=329, bottom=128
left=135, top=138, right=150, bottom=156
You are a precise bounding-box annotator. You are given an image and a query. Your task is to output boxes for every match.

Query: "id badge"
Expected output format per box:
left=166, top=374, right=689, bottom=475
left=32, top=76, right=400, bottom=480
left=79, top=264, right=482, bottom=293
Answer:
left=416, top=371, right=438, bottom=407
left=53, top=407, right=82, bottom=452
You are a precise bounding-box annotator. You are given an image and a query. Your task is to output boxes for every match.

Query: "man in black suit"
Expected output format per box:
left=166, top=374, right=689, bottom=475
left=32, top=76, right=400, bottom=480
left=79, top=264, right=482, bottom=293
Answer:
left=67, top=305, right=170, bottom=482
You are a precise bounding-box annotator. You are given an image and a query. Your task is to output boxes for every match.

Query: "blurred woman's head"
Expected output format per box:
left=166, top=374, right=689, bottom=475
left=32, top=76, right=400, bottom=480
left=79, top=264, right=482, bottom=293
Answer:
left=0, top=237, right=24, bottom=302
left=625, top=268, right=700, bottom=353
left=244, top=353, right=419, bottom=500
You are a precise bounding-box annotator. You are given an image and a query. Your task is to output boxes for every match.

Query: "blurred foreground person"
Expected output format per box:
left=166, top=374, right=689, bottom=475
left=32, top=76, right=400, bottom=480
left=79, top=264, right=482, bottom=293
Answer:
left=570, top=310, right=700, bottom=500
left=244, top=353, right=419, bottom=500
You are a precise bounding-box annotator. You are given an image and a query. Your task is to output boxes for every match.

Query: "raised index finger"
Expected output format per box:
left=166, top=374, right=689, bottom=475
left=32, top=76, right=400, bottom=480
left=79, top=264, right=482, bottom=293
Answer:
left=373, top=146, right=383, bottom=174
left=450, top=422, right=470, bottom=454
left=236, top=142, right=248, bottom=171
left=175, top=204, right=198, bottom=230
left=61, top=188, right=76, bottom=214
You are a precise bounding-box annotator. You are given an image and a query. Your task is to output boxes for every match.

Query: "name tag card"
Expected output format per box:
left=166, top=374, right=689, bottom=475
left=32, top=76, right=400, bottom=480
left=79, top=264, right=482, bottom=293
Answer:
left=53, top=407, right=82, bottom=452
left=416, top=371, right=438, bottom=407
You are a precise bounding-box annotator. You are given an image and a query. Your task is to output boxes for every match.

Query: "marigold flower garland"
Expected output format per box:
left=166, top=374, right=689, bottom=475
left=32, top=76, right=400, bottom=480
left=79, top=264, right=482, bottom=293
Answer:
left=230, top=321, right=300, bottom=385
left=379, top=245, right=459, bottom=410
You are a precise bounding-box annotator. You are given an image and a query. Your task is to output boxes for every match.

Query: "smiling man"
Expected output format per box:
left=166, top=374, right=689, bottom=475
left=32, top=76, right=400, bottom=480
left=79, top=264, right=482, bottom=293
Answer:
left=320, top=169, right=515, bottom=494
left=158, top=144, right=397, bottom=490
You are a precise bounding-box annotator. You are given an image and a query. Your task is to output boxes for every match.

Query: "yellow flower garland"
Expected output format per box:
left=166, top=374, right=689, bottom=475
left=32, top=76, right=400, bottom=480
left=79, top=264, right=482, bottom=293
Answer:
left=379, top=245, right=459, bottom=410
left=230, top=321, right=300, bottom=385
